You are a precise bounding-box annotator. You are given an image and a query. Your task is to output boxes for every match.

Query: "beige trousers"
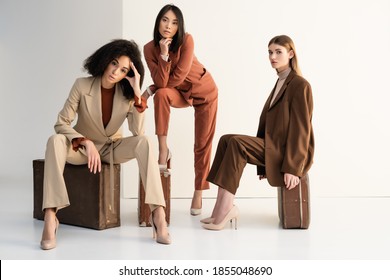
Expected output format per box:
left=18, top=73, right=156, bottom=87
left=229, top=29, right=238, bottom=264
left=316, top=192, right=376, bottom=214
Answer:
left=42, top=134, right=165, bottom=212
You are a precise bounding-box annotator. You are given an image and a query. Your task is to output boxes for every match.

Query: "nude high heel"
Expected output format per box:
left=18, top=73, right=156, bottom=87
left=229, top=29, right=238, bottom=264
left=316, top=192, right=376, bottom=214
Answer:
left=202, top=205, right=239, bottom=231
left=201, top=216, right=235, bottom=224
left=159, top=149, right=172, bottom=176
left=40, top=218, right=59, bottom=250
left=150, top=213, right=171, bottom=245
left=200, top=217, right=215, bottom=224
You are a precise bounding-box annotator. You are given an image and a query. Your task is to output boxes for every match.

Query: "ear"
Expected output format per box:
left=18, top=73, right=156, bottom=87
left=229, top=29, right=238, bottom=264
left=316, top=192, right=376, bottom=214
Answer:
left=289, top=50, right=295, bottom=59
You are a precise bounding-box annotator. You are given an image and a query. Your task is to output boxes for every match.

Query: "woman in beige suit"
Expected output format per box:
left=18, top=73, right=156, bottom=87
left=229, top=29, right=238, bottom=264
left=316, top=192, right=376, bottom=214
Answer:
left=202, top=35, right=314, bottom=230
left=40, top=39, right=171, bottom=249
left=142, top=4, right=219, bottom=215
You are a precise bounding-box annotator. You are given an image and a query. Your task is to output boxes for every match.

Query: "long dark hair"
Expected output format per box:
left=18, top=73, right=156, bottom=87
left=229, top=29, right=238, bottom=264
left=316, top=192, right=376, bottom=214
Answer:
left=153, top=4, right=185, bottom=53
left=83, top=39, right=144, bottom=100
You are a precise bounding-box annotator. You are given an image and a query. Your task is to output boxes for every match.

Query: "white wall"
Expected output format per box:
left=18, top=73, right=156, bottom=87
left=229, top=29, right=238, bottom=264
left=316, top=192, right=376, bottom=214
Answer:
left=123, top=0, right=390, bottom=198
left=1, top=0, right=389, bottom=199
left=0, top=0, right=122, bottom=182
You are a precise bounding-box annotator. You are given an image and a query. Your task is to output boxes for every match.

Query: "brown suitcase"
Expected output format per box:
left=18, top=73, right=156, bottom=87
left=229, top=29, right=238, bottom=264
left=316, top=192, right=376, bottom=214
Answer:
left=138, top=171, right=171, bottom=227
left=277, top=173, right=310, bottom=229
left=33, top=159, right=121, bottom=230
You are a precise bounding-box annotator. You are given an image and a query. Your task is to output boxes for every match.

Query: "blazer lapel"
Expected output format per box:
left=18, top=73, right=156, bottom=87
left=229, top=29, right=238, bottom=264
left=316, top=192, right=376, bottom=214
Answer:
left=104, top=83, right=129, bottom=135
left=85, top=77, right=105, bottom=135
left=265, top=82, right=277, bottom=110
left=268, top=71, right=296, bottom=110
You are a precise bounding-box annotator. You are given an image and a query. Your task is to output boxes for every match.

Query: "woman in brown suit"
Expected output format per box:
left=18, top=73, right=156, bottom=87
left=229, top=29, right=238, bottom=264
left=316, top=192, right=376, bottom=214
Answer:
left=202, top=35, right=314, bottom=230
left=143, top=4, right=218, bottom=215
left=40, top=39, right=171, bottom=249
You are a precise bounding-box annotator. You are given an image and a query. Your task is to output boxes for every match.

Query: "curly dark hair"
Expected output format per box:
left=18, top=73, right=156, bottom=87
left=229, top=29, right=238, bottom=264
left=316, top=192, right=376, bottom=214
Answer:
left=153, top=4, right=185, bottom=53
left=83, top=39, right=145, bottom=100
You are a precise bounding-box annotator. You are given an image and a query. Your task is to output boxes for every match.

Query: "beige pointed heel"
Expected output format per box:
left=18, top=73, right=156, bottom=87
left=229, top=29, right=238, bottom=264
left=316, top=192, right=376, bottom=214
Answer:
left=202, top=206, right=239, bottom=231
left=150, top=212, right=171, bottom=245
left=200, top=217, right=215, bottom=224
left=40, top=218, right=59, bottom=250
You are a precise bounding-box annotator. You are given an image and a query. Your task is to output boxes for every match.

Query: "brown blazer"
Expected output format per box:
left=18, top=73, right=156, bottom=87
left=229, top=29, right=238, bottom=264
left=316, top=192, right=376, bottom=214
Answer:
left=54, top=76, right=144, bottom=152
left=143, top=33, right=217, bottom=106
left=256, top=70, right=314, bottom=186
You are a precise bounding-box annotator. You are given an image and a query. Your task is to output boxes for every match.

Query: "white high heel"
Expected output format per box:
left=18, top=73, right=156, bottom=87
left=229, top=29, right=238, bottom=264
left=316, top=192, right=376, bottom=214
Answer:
left=159, top=149, right=172, bottom=177
left=190, top=190, right=202, bottom=216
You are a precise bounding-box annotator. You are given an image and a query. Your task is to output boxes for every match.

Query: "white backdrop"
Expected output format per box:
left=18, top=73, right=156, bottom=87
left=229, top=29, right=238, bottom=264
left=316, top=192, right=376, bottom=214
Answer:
left=1, top=0, right=389, bottom=200
left=122, top=0, right=390, bottom=198
left=0, top=0, right=122, bottom=181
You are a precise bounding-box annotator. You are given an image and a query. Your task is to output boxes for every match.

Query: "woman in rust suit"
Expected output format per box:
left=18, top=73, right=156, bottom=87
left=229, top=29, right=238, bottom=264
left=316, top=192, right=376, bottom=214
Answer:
left=202, top=35, right=314, bottom=230
left=143, top=4, right=218, bottom=215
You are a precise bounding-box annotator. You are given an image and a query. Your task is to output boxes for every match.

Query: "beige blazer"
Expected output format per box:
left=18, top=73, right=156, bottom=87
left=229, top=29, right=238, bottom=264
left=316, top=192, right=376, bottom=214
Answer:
left=54, top=76, right=144, bottom=152
left=257, top=71, right=315, bottom=186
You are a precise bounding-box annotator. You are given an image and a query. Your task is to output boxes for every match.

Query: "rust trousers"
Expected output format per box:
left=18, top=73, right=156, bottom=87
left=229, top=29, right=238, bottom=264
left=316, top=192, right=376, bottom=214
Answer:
left=154, top=87, right=218, bottom=190
left=207, top=134, right=266, bottom=194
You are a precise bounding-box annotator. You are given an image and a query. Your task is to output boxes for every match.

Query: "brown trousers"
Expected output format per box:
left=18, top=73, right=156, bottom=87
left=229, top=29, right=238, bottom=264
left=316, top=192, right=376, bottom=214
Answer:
left=207, top=134, right=265, bottom=194
left=154, top=87, right=218, bottom=190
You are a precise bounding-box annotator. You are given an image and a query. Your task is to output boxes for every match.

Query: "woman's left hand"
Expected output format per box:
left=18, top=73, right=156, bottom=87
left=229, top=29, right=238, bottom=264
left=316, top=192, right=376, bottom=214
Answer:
left=125, top=63, right=141, bottom=104
left=284, top=173, right=300, bottom=190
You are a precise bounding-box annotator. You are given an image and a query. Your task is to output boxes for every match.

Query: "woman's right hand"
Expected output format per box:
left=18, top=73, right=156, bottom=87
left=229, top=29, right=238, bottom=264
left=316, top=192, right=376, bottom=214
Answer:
left=284, top=173, right=300, bottom=190
left=82, top=139, right=101, bottom=173
left=159, top=38, right=172, bottom=56
left=125, top=63, right=142, bottom=104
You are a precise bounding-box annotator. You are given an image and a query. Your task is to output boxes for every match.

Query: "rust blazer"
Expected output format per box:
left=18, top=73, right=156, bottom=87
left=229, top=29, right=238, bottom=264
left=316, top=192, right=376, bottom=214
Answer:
left=143, top=33, right=217, bottom=106
left=256, top=70, right=314, bottom=186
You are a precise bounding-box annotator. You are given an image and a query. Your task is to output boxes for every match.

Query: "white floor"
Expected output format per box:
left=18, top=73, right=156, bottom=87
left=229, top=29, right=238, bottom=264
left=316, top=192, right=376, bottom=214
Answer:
left=1, top=181, right=390, bottom=261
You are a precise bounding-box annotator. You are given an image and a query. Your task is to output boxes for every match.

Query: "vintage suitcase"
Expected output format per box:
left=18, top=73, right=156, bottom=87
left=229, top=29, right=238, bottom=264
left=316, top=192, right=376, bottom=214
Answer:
left=33, top=159, right=121, bottom=230
left=277, top=174, right=310, bottom=229
left=138, top=171, right=171, bottom=227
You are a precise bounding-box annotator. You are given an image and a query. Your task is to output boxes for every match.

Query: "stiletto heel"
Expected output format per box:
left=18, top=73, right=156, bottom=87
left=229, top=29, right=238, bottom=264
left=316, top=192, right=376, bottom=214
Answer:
left=40, top=218, right=59, bottom=250
left=200, top=217, right=232, bottom=224
left=159, top=149, right=172, bottom=176
left=202, top=206, right=239, bottom=231
left=150, top=212, right=171, bottom=245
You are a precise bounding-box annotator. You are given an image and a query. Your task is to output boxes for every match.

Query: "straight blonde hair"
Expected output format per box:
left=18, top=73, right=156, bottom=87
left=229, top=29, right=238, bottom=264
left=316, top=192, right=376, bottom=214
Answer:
left=268, top=35, right=302, bottom=76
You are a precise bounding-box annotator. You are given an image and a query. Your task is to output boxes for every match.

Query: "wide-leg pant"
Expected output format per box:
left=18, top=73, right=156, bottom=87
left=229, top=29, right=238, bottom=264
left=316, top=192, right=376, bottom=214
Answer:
left=42, top=134, right=165, bottom=212
left=153, top=87, right=218, bottom=190
left=207, top=134, right=266, bottom=195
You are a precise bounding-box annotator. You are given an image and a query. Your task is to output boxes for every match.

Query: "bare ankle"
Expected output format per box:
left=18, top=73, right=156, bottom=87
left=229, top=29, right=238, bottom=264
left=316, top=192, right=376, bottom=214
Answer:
left=44, top=208, right=56, bottom=221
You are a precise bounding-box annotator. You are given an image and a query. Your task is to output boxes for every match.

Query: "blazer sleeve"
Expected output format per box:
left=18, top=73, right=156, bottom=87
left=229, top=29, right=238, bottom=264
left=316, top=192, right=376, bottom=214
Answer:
left=281, top=80, right=313, bottom=177
left=144, top=34, right=194, bottom=89
left=127, top=100, right=145, bottom=136
left=54, top=78, right=85, bottom=142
